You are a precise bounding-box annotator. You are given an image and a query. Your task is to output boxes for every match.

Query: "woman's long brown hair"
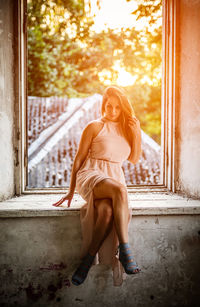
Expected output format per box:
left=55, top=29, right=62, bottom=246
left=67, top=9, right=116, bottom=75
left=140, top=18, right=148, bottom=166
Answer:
left=101, top=85, right=135, bottom=147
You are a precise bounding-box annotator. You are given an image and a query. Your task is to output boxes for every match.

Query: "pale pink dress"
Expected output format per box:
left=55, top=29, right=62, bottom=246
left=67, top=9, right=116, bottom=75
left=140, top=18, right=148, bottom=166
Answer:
left=75, top=117, right=132, bottom=286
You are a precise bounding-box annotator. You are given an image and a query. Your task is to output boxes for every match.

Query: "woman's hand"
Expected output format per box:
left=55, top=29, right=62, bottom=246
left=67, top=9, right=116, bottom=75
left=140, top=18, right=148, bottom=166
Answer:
left=52, top=192, right=74, bottom=208
left=128, top=116, right=140, bottom=134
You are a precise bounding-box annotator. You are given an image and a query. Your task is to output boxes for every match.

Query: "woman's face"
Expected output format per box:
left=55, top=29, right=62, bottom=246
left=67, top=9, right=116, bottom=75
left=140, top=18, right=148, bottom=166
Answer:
left=104, top=95, right=122, bottom=121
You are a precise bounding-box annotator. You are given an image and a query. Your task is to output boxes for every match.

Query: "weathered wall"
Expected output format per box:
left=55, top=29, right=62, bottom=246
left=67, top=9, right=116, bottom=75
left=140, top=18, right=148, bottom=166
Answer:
left=176, top=0, right=200, bottom=198
left=0, top=214, right=200, bottom=307
left=0, top=0, right=15, bottom=201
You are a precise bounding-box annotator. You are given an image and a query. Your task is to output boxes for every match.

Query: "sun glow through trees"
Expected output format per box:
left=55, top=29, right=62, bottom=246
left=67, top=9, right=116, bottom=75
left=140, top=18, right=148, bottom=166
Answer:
left=85, top=0, right=162, bottom=87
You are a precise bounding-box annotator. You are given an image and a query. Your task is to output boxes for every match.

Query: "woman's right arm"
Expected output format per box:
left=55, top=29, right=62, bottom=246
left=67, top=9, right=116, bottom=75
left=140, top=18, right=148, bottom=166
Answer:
left=52, top=121, right=99, bottom=207
left=67, top=122, right=95, bottom=196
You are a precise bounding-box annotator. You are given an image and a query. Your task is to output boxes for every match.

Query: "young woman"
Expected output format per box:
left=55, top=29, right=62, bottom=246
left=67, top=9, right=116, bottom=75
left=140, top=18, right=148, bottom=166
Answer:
left=53, top=85, right=142, bottom=286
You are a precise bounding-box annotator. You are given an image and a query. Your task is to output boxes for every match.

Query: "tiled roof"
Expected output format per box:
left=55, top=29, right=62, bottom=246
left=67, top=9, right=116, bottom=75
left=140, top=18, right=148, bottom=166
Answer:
left=27, top=95, right=161, bottom=188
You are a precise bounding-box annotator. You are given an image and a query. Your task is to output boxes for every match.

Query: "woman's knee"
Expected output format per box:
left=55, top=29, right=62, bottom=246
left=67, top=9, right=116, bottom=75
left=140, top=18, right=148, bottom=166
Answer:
left=113, top=184, right=128, bottom=203
left=95, top=198, right=113, bottom=222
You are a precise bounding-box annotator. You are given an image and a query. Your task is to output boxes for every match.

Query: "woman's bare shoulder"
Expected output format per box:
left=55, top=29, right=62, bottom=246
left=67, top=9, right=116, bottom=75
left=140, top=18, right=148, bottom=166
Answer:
left=84, top=118, right=104, bottom=135
left=85, top=118, right=104, bottom=129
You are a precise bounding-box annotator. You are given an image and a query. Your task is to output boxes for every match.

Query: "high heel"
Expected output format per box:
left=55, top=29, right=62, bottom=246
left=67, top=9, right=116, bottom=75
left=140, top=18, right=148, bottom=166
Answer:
left=118, top=243, right=141, bottom=275
left=71, top=253, right=95, bottom=286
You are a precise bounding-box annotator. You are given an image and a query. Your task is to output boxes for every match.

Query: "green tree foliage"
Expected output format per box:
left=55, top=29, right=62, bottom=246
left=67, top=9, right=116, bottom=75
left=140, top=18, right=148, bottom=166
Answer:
left=28, top=0, right=162, bottom=143
left=125, top=0, right=162, bottom=144
left=28, top=0, right=92, bottom=96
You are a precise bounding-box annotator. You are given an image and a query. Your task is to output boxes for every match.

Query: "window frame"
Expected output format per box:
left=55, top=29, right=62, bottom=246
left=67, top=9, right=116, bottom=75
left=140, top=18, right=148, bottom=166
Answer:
left=14, top=0, right=178, bottom=195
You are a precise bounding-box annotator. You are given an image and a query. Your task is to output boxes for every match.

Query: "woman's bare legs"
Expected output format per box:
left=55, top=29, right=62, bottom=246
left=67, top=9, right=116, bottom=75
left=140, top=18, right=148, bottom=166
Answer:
left=92, top=178, right=140, bottom=274
left=88, top=198, right=114, bottom=256
left=93, top=178, right=130, bottom=244
left=71, top=198, right=114, bottom=285
left=71, top=178, right=139, bottom=285
left=91, top=178, right=140, bottom=274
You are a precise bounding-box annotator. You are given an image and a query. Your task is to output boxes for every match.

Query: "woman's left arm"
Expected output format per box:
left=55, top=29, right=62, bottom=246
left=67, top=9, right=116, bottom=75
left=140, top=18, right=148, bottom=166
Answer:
left=127, top=116, right=142, bottom=164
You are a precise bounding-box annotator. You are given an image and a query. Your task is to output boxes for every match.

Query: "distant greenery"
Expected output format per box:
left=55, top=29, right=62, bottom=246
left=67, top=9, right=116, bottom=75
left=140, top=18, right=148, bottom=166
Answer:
left=28, top=0, right=162, bottom=144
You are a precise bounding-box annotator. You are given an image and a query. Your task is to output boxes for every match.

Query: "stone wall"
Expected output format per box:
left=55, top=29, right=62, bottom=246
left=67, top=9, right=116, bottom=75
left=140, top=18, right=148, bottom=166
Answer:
left=0, top=213, right=199, bottom=307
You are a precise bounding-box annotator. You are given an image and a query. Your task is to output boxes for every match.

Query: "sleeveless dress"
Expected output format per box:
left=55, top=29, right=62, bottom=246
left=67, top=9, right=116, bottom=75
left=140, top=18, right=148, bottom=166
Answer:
left=75, top=117, right=132, bottom=286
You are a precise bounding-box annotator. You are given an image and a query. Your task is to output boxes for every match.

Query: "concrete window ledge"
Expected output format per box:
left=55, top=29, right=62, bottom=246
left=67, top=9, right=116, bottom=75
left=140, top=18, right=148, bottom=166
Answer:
left=0, top=192, right=200, bottom=218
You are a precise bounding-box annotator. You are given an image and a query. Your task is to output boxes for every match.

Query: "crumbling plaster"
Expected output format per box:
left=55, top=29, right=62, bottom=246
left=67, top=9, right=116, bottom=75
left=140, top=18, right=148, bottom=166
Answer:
left=176, top=0, right=200, bottom=197
left=0, top=212, right=200, bottom=307
left=0, top=0, right=15, bottom=201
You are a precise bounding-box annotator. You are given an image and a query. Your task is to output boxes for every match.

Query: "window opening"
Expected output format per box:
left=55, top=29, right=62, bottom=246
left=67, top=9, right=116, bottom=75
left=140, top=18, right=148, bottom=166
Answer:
left=26, top=0, right=163, bottom=190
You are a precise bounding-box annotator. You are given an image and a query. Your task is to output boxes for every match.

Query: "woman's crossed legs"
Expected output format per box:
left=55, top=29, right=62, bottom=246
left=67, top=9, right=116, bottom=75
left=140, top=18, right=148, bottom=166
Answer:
left=89, top=178, right=140, bottom=275
left=71, top=178, right=140, bottom=285
left=88, top=177, right=130, bottom=256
